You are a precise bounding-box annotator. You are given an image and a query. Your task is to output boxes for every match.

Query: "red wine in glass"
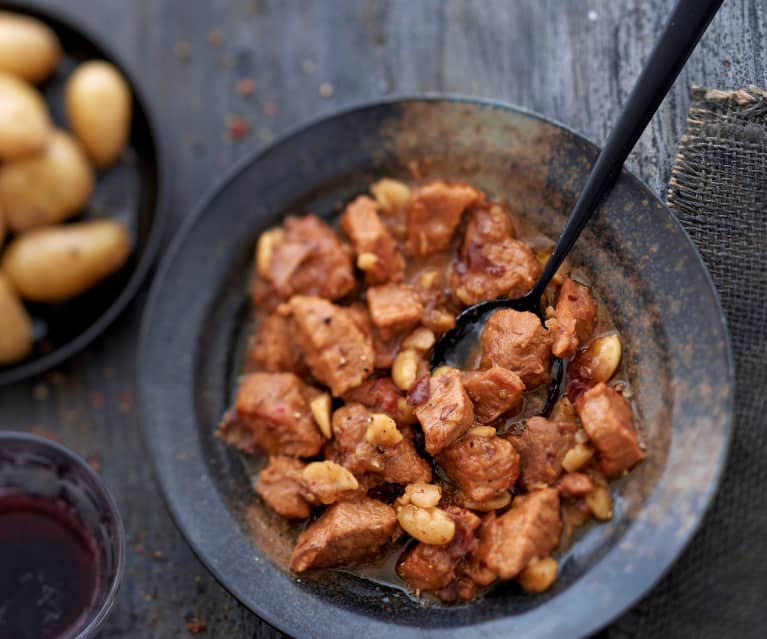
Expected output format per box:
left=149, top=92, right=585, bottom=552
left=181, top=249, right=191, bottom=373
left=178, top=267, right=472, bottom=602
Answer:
left=0, top=494, right=101, bottom=639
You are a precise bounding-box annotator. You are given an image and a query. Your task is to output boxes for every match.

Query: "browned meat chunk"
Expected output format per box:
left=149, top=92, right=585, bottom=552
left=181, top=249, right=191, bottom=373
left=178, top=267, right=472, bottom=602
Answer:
left=255, top=456, right=311, bottom=519
left=216, top=372, right=323, bottom=457
left=438, top=430, right=520, bottom=502
left=470, top=488, right=561, bottom=583
left=414, top=367, right=474, bottom=455
left=575, top=383, right=644, bottom=478
left=340, top=195, right=405, bottom=284
left=343, top=377, right=416, bottom=426
left=289, top=296, right=374, bottom=396
left=450, top=206, right=540, bottom=306
left=479, top=309, right=552, bottom=389
left=397, top=539, right=456, bottom=592
left=507, top=416, right=576, bottom=488
left=462, top=367, right=525, bottom=423
left=326, top=403, right=383, bottom=475
left=463, top=203, right=516, bottom=244
left=325, top=403, right=431, bottom=483
left=548, top=279, right=597, bottom=358
left=405, top=181, right=483, bottom=255
left=381, top=434, right=433, bottom=484
left=397, top=507, right=480, bottom=594
left=558, top=472, right=595, bottom=498
left=258, top=215, right=355, bottom=302
left=248, top=311, right=304, bottom=374
left=290, top=498, right=398, bottom=572
left=366, top=283, right=423, bottom=338
left=345, top=303, right=400, bottom=369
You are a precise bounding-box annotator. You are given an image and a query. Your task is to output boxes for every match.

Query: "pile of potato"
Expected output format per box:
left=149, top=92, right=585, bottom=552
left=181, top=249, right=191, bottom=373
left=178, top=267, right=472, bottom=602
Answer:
left=0, top=11, right=133, bottom=366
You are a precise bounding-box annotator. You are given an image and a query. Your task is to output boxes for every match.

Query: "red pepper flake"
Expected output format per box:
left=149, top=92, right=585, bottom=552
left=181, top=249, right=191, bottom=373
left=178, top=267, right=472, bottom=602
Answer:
left=134, top=544, right=145, bottom=554
left=118, top=391, right=133, bottom=414
left=236, top=77, right=255, bottom=96
left=88, top=454, right=103, bottom=473
left=263, top=100, right=278, bottom=117
left=30, top=426, right=60, bottom=442
left=226, top=115, right=250, bottom=140
left=208, top=28, right=223, bottom=47
left=186, top=617, right=207, bottom=634
left=152, top=549, right=165, bottom=560
left=33, top=383, right=49, bottom=401
left=89, top=391, right=105, bottom=409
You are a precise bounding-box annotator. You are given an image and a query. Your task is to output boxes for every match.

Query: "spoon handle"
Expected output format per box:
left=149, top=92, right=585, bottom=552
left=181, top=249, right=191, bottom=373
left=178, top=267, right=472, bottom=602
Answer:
left=532, top=0, right=723, bottom=296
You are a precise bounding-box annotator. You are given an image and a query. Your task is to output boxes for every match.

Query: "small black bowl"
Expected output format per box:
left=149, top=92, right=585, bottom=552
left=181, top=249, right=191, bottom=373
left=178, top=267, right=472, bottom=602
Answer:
left=139, top=97, right=733, bottom=638
left=0, top=1, right=169, bottom=386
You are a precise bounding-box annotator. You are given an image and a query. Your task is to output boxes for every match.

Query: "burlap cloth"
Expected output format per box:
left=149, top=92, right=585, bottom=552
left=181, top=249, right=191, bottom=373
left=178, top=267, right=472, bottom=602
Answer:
left=602, top=86, right=767, bottom=638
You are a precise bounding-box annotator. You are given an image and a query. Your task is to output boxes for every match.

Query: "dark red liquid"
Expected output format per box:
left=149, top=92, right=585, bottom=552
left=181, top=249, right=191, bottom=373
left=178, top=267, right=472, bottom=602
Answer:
left=0, top=494, right=100, bottom=639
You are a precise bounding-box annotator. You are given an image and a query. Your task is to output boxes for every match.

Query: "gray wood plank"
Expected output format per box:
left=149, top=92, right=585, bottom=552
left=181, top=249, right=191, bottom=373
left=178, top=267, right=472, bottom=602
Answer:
left=2, top=0, right=764, bottom=636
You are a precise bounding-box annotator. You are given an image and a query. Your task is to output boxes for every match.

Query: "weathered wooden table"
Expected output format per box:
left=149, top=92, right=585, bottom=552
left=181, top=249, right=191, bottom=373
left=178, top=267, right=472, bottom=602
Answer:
left=3, top=1, right=764, bottom=636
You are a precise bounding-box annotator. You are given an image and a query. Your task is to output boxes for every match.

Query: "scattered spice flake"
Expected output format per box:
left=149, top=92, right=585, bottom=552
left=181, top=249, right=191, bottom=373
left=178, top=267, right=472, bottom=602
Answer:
left=226, top=115, right=250, bottom=141
left=103, top=366, right=115, bottom=379
left=90, top=391, right=105, bottom=410
left=186, top=617, right=207, bottom=634
left=48, top=371, right=67, bottom=386
left=118, top=391, right=133, bottom=414
left=301, top=58, right=315, bottom=75
left=174, top=40, right=192, bottom=62
left=236, top=77, right=256, bottom=96
left=33, top=383, right=49, bottom=401
left=263, top=100, right=278, bottom=117
left=151, top=549, right=165, bottom=560
left=88, top=454, right=103, bottom=473
left=319, top=82, right=334, bottom=98
left=29, top=426, right=58, bottom=441
left=208, top=28, right=223, bottom=47
left=134, top=543, right=145, bottom=554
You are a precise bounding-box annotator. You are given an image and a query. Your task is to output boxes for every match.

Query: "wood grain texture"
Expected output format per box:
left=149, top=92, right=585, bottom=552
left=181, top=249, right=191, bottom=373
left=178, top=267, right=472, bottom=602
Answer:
left=1, top=1, right=764, bottom=637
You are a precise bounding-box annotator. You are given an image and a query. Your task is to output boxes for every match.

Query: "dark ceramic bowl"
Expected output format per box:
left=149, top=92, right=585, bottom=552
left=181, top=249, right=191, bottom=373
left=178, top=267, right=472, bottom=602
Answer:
left=0, top=1, right=168, bottom=386
left=138, top=97, right=733, bottom=639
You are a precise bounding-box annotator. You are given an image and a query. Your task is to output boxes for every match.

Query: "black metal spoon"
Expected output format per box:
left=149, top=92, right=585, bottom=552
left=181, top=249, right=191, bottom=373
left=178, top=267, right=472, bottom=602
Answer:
left=430, top=0, right=723, bottom=410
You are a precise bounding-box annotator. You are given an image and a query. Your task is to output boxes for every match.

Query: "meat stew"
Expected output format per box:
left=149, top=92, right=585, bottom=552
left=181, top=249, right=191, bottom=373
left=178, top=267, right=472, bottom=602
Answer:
left=217, top=177, right=645, bottom=603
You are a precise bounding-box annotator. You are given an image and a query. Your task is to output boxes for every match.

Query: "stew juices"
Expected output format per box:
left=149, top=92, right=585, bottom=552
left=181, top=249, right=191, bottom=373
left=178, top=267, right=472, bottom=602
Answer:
left=218, top=178, right=645, bottom=602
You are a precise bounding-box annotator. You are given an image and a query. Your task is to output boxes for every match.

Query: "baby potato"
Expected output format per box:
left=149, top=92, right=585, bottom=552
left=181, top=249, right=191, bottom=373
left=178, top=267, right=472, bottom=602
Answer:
left=2, top=220, right=131, bottom=302
left=0, top=12, right=60, bottom=83
left=65, top=61, right=132, bottom=168
left=0, top=72, right=51, bottom=160
left=0, top=129, right=94, bottom=233
left=0, top=273, right=33, bottom=365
